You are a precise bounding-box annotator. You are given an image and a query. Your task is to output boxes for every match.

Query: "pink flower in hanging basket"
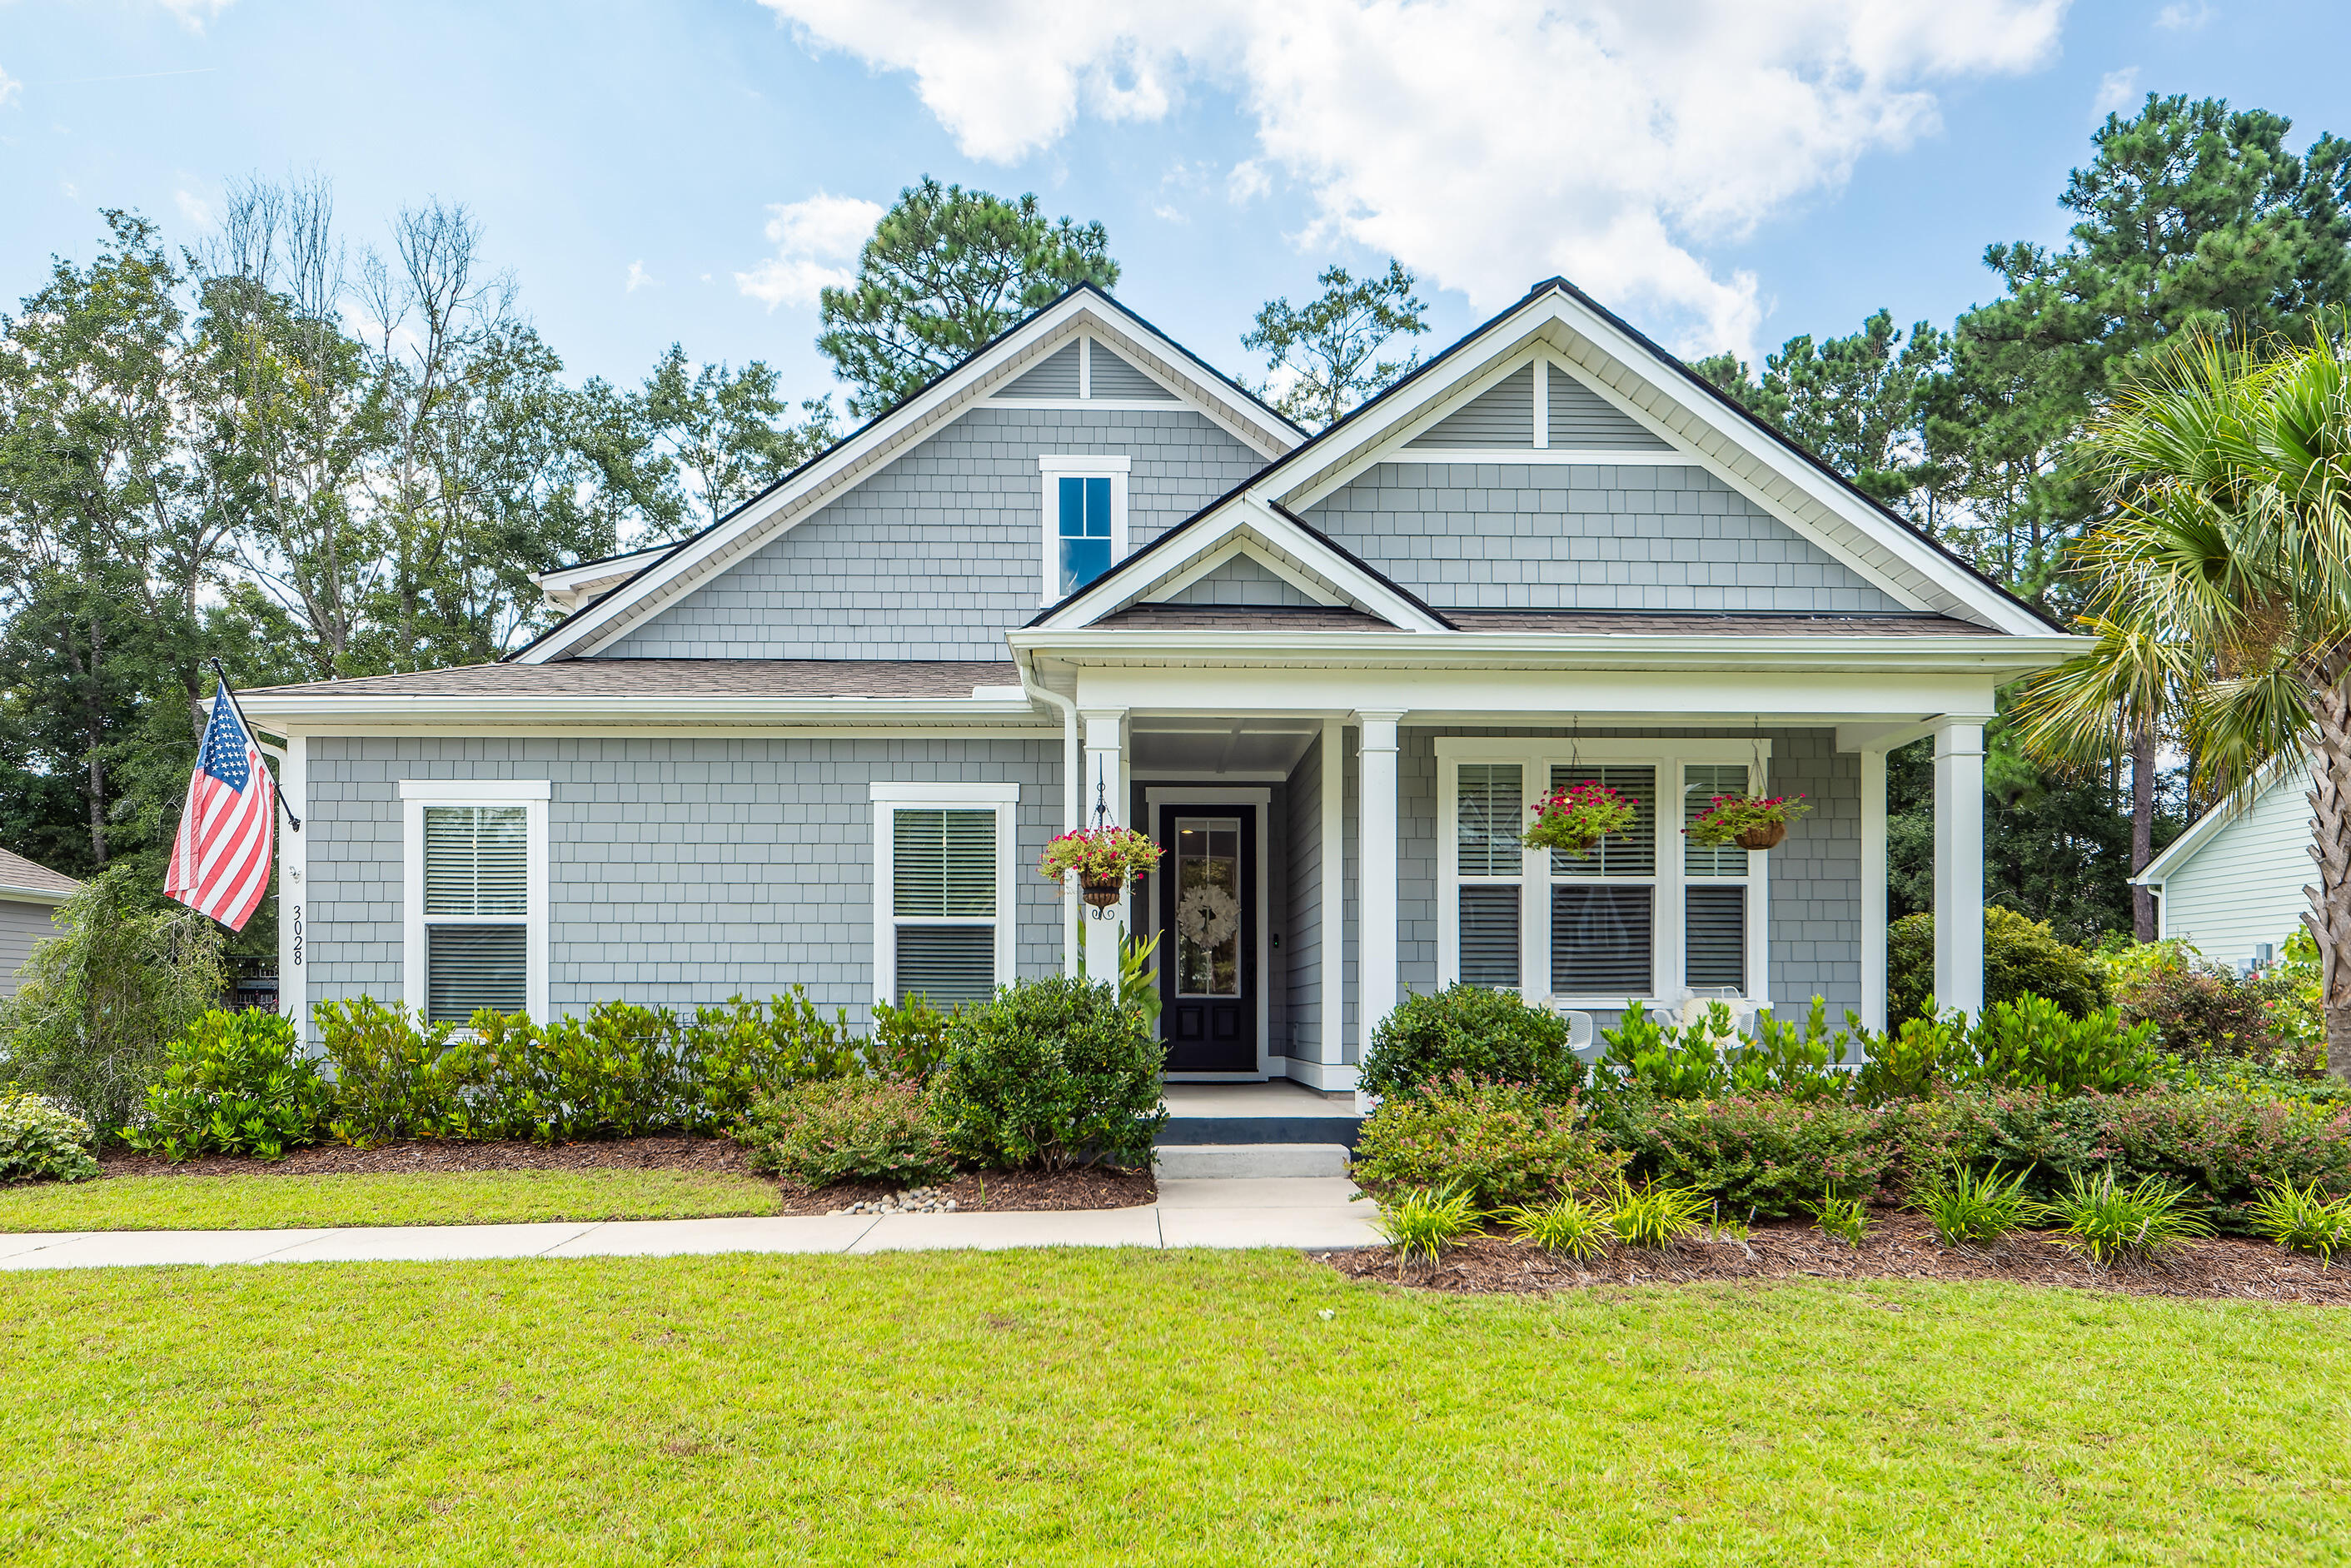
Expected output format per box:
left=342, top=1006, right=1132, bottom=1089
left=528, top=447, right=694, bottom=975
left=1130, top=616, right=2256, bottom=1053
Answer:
left=1038, top=826, right=1163, bottom=893
left=1686, top=793, right=1811, bottom=850
left=1522, top=779, right=1638, bottom=855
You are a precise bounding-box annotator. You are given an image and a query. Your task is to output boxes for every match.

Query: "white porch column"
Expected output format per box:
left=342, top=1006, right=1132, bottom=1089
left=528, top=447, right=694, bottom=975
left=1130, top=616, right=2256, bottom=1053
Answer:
left=1859, top=748, right=1887, bottom=1033
left=1081, top=708, right=1127, bottom=983
left=1932, top=720, right=1985, bottom=1017
left=1357, top=710, right=1403, bottom=1072
left=276, top=733, right=307, bottom=1048
left=1319, top=718, right=1346, bottom=1071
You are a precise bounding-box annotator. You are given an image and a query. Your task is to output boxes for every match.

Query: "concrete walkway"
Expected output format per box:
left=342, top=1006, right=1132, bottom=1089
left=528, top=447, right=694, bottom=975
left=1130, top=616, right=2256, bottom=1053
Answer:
left=0, top=1177, right=1380, bottom=1272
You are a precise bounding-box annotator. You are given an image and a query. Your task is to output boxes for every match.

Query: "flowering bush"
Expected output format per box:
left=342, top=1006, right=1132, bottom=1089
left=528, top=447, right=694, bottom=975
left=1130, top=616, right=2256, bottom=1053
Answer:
left=1686, top=793, right=1811, bottom=849
left=0, top=1087, right=100, bottom=1184
left=1591, top=1094, right=1901, bottom=1217
left=1522, top=779, right=1638, bottom=855
left=734, top=1077, right=954, bottom=1187
left=1351, top=1073, right=1624, bottom=1211
left=1037, top=826, right=1163, bottom=888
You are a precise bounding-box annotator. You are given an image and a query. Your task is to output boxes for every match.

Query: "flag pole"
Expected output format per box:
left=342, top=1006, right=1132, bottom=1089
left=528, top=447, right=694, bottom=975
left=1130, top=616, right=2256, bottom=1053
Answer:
left=207, top=658, right=301, bottom=832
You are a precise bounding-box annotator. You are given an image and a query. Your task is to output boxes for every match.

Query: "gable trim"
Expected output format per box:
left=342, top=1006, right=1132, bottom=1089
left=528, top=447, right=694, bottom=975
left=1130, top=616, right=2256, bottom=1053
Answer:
left=1146, top=537, right=1346, bottom=607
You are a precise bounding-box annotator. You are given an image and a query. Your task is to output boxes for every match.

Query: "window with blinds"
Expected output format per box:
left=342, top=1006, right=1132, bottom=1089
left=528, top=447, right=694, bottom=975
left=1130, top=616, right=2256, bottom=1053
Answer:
left=1547, top=765, right=1656, bottom=875
left=1454, top=763, right=1524, bottom=988
left=892, top=807, right=998, bottom=1005
left=1683, top=764, right=1751, bottom=879
left=1548, top=765, right=1655, bottom=998
left=1682, top=764, right=1751, bottom=993
left=421, top=805, right=528, bottom=1023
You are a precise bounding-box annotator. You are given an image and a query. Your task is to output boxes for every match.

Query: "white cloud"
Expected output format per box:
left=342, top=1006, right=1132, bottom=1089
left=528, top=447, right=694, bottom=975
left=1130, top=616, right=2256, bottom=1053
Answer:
left=759, top=0, right=2070, bottom=357
left=174, top=188, right=215, bottom=227
left=2094, top=67, right=2140, bottom=116
left=2154, top=1, right=2211, bottom=29
left=1226, top=159, right=1270, bottom=204
left=1153, top=202, right=1187, bottom=223
left=0, top=64, right=20, bottom=110
left=625, top=260, right=659, bottom=293
left=157, top=0, right=234, bottom=31
left=734, top=190, right=884, bottom=311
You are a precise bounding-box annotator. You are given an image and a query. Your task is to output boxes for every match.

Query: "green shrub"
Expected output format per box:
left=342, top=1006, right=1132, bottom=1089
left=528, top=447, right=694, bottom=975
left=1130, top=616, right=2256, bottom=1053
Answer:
left=1595, top=1001, right=1736, bottom=1099
left=1502, top=1195, right=1611, bottom=1259
left=0, top=869, right=226, bottom=1134
left=1591, top=1094, right=1900, bottom=1217
left=1852, top=1009, right=1969, bottom=1103
left=1968, top=994, right=2164, bottom=1094
left=1371, top=1184, right=1484, bottom=1268
left=930, top=976, right=1165, bottom=1169
left=1911, top=1166, right=2041, bottom=1247
left=680, top=991, right=860, bottom=1122
left=130, top=1010, right=331, bottom=1161
left=2046, top=1169, right=2211, bottom=1266
left=1605, top=1177, right=1708, bottom=1248
left=1349, top=1073, right=1625, bottom=1211
left=316, top=997, right=468, bottom=1147
left=1596, top=998, right=1865, bottom=1102
left=1362, top=984, right=1583, bottom=1102
left=2245, top=1177, right=2351, bottom=1264
left=0, top=1087, right=100, bottom=1184
left=868, top=997, right=956, bottom=1085
left=1889, top=906, right=2107, bottom=1028
left=2104, top=938, right=2311, bottom=1068
left=735, top=1078, right=953, bottom=1187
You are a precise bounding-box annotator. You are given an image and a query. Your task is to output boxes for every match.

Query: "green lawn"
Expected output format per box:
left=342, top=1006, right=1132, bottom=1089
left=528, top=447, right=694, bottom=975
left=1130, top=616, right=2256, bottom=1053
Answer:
left=2, top=1251, right=2344, bottom=1565
left=0, top=1169, right=781, bottom=1232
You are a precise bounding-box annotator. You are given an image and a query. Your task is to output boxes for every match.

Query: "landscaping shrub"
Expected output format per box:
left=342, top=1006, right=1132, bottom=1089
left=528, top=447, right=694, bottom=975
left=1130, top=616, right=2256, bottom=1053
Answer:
left=680, top=991, right=860, bottom=1122
left=1361, top=984, right=1582, bottom=1103
left=1371, top=1184, right=1484, bottom=1267
left=2104, top=938, right=2315, bottom=1069
left=0, top=1087, right=100, bottom=1184
left=1502, top=1195, right=1610, bottom=1258
left=1852, top=1011, right=1968, bottom=1104
left=1967, top=994, right=2164, bottom=1095
left=1911, top=1166, right=2040, bottom=1248
left=735, top=1078, right=953, bottom=1187
left=130, top=1009, right=331, bottom=1161
left=929, top=976, right=1165, bottom=1169
left=1889, top=906, right=2106, bottom=1027
left=867, top=996, right=956, bottom=1085
left=2245, top=1178, right=2351, bottom=1264
left=1349, top=1073, right=1624, bottom=1211
left=0, top=869, right=225, bottom=1134
left=2046, top=1169, right=2210, bottom=1266
left=1597, top=998, right=1865, bottom=1102
left=1604, top=1177, right=1708, bottom=1248
left=316, top=997, right=469, bottom=1147
left=1591, top=1094, right=1900, bottom=1217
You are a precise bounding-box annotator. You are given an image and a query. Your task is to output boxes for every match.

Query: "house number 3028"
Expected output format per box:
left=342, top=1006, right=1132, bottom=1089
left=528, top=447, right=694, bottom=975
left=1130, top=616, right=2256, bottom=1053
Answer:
left=290, top=903, right=303, bottom=968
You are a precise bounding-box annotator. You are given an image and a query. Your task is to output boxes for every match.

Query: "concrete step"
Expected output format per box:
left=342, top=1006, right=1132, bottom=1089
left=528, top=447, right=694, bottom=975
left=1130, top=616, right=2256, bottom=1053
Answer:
left=1152, top=1142, right=1352, bottom=1180
left=1155, top=1113, right=1365, bottom=1147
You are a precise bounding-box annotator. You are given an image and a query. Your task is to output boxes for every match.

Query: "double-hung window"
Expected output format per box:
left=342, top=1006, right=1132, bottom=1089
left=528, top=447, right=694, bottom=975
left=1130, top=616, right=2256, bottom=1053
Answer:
left=401, top=780, right=549, bottom=1024
left=1039, top=455, right=1129, bottom=600
left=1437, top=740, right=1770, bottom=1008
left=872, top=783, right=1019, bottom=1008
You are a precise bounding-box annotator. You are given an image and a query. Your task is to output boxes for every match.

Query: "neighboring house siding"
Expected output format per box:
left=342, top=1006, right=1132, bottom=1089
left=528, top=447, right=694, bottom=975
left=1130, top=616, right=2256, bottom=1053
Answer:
left=1286, top=730, right=1324, bottom=1062
left=2159, top=778, right=2313, bottom=968
left=1392, top=726, right=1860, bottom=1016
left=1305, top=461, right=1905, bottom=613
left=0, top=899, right=61, bottom=997
left=603, top=404, right=1267, bottom=660
left=1163, top=553, right=1317, bottom=607
left=302, top=734, right=1063, bottom=1027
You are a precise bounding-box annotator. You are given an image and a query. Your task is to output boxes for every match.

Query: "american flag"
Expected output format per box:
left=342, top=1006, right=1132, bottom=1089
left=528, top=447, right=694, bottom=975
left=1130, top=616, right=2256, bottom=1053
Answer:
left=163, top=679, right=276, bottom=932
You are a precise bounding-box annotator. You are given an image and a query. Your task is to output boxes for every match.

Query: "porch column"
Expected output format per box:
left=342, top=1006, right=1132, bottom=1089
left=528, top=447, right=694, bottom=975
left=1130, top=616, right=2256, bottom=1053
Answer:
left=1932, top=719, right=1985, bottom=1017
left=1081, top=708, right=1127, bottom=983
left=1859, top=748, right=1887, bottom=1033
left=1357, top=710, right=1403, bottom=1073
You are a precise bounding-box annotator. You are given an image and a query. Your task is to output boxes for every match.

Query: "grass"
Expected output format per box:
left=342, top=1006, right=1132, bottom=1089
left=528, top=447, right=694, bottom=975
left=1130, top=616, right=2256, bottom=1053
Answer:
left=0, top=1169, right=781, bottom=1232
left=3, top=1251, right=2345, bottom=1564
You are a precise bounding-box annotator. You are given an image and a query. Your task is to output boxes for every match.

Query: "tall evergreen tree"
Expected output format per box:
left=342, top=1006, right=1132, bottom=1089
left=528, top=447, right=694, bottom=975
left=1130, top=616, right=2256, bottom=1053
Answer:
left=1241, top=261, right=1429, bottom=430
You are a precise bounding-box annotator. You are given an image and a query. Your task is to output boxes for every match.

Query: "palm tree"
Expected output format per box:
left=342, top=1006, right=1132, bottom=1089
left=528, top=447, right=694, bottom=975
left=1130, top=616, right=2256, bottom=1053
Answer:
left=2050, top=317, right=2351, bottom=1078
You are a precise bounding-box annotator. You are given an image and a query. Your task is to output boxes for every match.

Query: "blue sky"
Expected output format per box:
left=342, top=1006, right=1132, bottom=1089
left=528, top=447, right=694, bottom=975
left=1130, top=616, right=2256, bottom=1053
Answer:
left=3, top=1, right=2345, bottom=406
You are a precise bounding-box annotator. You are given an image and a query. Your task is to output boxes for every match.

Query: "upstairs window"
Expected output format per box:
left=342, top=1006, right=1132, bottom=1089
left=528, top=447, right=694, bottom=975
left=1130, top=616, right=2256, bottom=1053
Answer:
left=1039, top=455, right=1130, bottom=600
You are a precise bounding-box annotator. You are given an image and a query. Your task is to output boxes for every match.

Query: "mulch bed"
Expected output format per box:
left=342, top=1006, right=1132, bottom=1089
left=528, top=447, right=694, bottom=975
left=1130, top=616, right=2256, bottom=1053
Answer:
left=1321, top=1210, right=2351, bottom=1306
left=95, top=1137, right=1155, bottom=1214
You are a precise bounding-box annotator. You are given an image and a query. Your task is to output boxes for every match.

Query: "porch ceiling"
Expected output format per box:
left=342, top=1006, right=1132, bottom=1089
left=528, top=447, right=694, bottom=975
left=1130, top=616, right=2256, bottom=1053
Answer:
left=1129, top=716, right=1322, bottom=776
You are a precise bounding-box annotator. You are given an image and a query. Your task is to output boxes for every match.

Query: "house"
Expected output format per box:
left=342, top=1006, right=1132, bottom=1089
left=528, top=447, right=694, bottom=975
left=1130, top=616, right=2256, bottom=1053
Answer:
left=0, top=847, right=80, bottom=998
left=2133, top=766, right=2314, bottom=972
left=237, top=279, right=2080, bottom=1089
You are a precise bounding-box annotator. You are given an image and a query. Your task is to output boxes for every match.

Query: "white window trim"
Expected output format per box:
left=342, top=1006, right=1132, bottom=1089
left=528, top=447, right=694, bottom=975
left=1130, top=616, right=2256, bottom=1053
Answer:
left=1435, top=738, right=1772, bottom=1011
left=870, top=781, right=1020, bottom=1007
left=399, top=779, right=550, bottom=1024
left=1039, top=454, right=1132, bottom=604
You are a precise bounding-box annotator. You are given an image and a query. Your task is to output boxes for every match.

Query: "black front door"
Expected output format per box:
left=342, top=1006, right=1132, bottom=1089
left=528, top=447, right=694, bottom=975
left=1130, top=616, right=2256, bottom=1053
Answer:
left=1156, top=804, right=1257, bottom=1073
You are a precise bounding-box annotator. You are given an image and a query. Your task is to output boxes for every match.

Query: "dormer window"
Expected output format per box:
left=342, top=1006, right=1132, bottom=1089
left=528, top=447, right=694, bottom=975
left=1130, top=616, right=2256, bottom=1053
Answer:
left=1039, top=454, right=1129, bottom=600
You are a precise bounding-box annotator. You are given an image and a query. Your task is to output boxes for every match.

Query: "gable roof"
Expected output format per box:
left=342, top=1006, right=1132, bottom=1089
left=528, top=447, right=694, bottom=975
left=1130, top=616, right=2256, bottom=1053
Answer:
left=2132, top=758, right=2307, bottom=888
left=511, top=286, right=1305, bottom=664
left=0, top=846, right=80, bottom=903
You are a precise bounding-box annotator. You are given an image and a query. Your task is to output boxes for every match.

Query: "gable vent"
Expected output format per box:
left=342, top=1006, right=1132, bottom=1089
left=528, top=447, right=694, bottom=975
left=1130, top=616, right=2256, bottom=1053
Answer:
left=999, top=342, right=1081, bottom=399
left=1548, top=367, right=1671, bottom=450
left=1406, top=365, right=1534, bottom=449
left=1088, top=343, right=1176, bottom=400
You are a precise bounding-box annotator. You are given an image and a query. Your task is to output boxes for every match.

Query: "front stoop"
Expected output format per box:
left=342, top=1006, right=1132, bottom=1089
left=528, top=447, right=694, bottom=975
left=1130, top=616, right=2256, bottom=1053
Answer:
left=1152, top=1143, right=1351, bottom=1179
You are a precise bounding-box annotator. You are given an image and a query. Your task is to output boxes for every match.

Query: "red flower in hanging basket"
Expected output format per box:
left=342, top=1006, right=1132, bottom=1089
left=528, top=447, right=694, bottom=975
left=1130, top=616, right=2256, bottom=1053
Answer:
left=1686, top=793, right=1811, bottom=850
left=1039, top=826, right=1163, bottom=901
left=1522, top=779, right=1639, bottom=855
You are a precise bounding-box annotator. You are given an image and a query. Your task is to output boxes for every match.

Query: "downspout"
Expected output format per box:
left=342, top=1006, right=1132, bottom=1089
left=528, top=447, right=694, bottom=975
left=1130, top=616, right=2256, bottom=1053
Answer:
left=1019, top=650, right=1082, bottom=977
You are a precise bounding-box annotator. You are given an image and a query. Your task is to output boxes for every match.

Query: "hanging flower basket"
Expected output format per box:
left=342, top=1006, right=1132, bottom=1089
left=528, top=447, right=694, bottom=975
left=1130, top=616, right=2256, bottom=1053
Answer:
left=1522, top=779, right=1639, bottom=856
left=1039, top=826, right=1163, bottom=905
left=1686, top=793, right=1811, bottom=851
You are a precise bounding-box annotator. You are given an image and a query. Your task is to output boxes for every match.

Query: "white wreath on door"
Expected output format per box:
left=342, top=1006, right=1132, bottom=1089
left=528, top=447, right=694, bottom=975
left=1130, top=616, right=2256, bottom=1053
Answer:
left=1176, top=884, right=1241, bottom=950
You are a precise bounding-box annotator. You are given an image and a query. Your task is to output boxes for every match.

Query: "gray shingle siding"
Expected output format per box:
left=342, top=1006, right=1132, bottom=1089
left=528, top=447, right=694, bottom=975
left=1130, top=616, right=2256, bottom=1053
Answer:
left=601, top=404, right=1267, bottom=660
left=1163, top=553, right=1317, bottom=607
left=301, top=734, right=1063, bottom=1028
left=1304, top=461, right=1904, bottom=613
left=1406, top=366, right=1533, bottom=448
left=1088, top=343, right=1176, bottom=400
left=1550, top=368, right=1671, bottom=449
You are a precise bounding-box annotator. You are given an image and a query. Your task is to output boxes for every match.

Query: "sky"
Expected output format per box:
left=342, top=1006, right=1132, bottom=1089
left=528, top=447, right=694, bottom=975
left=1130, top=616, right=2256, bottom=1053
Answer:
left=2, top=0, right=2347, bottom=406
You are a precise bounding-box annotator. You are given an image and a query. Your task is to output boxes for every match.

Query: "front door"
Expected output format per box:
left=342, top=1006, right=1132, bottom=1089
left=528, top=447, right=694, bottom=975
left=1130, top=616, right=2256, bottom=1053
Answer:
left=1156, top=804, right=1258, bottom=1073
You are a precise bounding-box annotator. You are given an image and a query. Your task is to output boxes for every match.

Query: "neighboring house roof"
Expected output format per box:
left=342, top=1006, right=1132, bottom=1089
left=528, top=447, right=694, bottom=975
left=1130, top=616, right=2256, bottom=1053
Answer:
left=0, top=847, right=80, bottom=903
left=244, top=659, right=1023, bottom=701
left=511, top=285, right=1306, bottom=665
left=2133, top=759, right=2307, bottom=887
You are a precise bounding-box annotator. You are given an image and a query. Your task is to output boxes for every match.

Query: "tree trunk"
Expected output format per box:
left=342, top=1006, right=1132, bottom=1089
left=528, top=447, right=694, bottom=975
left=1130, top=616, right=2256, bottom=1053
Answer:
left=2129, top=724, right=2158, bottom=943
left=2304, top=687, right=2351, bottom=1083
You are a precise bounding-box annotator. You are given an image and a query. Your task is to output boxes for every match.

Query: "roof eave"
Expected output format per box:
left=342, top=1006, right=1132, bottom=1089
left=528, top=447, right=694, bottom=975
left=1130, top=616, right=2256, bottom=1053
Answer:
left=236, top=694, right=1052, bottom=727
left=1008, top=628, right=2090, bottom=674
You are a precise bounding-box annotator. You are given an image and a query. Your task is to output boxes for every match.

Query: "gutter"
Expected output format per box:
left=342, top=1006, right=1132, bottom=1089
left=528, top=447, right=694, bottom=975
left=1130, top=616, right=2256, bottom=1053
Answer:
left=1005, top=629, right=2092, bottom=674
left=229, top=694, right=1053, bottom=727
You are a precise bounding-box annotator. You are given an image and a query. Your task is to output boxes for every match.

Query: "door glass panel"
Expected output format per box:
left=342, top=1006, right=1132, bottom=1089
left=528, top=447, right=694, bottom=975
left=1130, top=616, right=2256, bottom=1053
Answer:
left=1173, top=816, right=1242, bottom=997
